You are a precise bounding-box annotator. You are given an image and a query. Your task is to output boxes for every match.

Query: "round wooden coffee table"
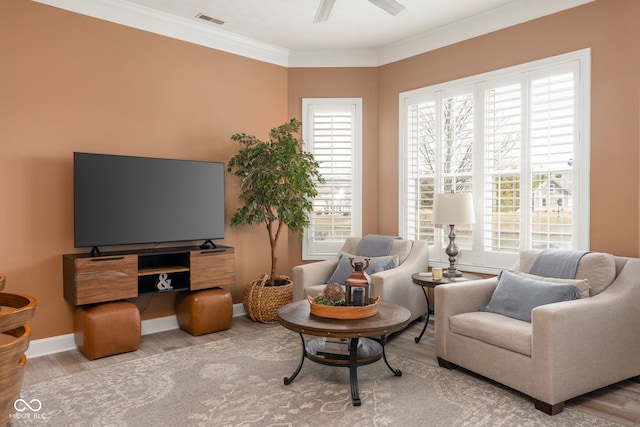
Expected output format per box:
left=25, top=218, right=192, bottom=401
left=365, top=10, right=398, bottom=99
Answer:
left=277, top=299, right=411, bottom=406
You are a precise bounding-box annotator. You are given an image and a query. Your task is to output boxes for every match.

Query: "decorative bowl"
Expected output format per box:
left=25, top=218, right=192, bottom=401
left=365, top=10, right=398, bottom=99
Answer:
left=307, top=296, right=379, bottom=320
left=0, top=293, right=37, bottom=333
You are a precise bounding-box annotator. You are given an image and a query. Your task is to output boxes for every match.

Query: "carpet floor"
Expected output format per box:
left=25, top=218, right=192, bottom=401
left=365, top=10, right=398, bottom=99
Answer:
left=12, top=326, right=632, bottom=426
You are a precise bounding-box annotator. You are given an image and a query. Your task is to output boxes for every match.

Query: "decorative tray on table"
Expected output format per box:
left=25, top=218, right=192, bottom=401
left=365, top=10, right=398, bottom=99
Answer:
left=307, top=296, right=380, bottom=320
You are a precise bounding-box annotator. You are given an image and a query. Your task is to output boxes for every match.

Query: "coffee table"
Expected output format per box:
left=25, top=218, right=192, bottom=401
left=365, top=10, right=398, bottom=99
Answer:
left=277, top=299, right=411, bottom=406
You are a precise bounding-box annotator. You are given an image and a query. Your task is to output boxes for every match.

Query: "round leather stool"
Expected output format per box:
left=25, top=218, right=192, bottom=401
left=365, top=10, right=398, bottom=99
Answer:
left=74, top=301, right=141, bottom=360
left=176, top=288, right=232, bottom=336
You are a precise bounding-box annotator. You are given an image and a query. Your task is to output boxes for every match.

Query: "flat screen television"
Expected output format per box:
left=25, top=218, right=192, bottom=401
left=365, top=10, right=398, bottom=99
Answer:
left=73, top=152, right=225, bottom=253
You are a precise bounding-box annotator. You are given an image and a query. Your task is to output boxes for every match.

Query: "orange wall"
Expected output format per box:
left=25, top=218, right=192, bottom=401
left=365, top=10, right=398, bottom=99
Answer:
left=287, top=67, right=379, bottom=268
left=376, top=0, right=640, bottom=256
left=1, top=1, right=288, bottom=339
left=3, top=0, right=640, bottom=341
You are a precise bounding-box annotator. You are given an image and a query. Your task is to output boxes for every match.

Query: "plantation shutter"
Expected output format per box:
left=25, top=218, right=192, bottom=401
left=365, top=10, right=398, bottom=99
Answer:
left=528, top=66, right=576, bottom=249
left=405, top=100, right=437, bottom=242
left=303, top=99, right=362, bottom=259
left=400, top=50, right=589, bottom=270
left=439, top=91, right=474, bottom=250
left=483, top=81, right=522, bottom=252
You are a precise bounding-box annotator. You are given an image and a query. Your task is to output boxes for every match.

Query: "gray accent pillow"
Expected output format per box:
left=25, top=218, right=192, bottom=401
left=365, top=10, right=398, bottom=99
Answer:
left=326, top=253, right=398, bottom=285
left=479, top=270, right=580, bottom=322
left=508, top=270, right=590, bottom=299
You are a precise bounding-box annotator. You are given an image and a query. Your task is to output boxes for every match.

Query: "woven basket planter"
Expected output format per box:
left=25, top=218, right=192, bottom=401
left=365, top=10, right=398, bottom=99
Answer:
left=243, top=274, right=293, bottom=324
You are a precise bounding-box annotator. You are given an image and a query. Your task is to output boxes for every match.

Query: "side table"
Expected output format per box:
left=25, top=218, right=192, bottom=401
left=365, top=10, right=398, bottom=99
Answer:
left=411, top=271, right=482, bottom=343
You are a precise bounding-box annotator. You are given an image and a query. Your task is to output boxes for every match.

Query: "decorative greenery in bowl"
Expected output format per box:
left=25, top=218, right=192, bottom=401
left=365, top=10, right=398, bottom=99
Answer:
left=314, top=293, right=346, bottom=306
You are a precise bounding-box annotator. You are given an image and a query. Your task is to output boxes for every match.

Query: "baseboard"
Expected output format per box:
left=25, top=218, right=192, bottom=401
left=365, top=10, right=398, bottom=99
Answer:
left=26, top=303, right=247, bottom=359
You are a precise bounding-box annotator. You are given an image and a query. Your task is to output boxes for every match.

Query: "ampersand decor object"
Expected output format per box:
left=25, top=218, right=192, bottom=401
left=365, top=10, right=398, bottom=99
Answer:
left=155, top=273, right=173, bottom=291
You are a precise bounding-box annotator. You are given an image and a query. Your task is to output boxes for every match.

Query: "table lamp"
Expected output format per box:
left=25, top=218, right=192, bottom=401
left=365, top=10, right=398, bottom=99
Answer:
left=432, top=192, right=475, bottom=277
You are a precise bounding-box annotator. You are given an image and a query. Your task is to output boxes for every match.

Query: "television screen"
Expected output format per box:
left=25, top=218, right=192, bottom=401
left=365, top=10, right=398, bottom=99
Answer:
left=74, top=152, right=225, bottom=249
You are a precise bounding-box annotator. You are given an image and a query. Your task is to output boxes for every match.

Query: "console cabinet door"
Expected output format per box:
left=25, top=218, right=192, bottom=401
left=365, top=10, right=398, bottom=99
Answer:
left=63, top=255, right=138, bottom=305
left=190, top=249, right=235, bottom=291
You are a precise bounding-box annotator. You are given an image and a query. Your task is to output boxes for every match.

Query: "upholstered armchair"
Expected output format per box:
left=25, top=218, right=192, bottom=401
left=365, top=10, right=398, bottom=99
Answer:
left=435, top=249, right=640, bottom=415
left=292, top=237, right=429, bottom=322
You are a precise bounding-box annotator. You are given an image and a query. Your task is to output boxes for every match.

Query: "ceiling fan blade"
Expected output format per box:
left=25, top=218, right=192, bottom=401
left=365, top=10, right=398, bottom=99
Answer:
left=314, top=0, right=336, bottom=23
left=368, top=0, right=406, bottom=16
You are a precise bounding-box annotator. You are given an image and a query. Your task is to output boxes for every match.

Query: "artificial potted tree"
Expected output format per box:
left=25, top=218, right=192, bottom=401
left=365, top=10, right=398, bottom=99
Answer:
left=227, top=118, right=323, bottom=323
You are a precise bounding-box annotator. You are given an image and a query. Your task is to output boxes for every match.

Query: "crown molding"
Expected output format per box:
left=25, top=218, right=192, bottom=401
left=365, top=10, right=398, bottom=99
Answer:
left=33, top=0, right=291, bottom=67
left=34, top=0, right=594, bottom=68
left=288, top=49, right=379, bottom=68
left=377, top=0, right=596, bottom=65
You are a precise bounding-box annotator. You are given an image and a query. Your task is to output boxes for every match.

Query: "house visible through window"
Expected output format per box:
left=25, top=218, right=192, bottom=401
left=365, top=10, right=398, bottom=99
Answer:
left=399, top=49, right=590, bottom=271
left=302, top=98, right=362, bottom=259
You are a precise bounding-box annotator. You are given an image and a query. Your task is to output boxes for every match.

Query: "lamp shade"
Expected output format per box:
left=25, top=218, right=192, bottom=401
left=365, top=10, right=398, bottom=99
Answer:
left=432, top=193, right=476, bottom=225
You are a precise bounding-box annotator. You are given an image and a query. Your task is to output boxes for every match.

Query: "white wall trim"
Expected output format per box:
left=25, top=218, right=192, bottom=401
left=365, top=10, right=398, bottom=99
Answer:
left=26, top=303, right=247, bottom=359
left=33, top=0, right=594, bottom=68
left=377, top=0, right=596, bottom=66
left=32, top=0, right=290, bottom=67
left=288, top=49, right=379, bottom=68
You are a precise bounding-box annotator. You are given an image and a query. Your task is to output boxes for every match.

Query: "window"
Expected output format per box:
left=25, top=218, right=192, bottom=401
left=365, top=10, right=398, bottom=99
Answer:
left=399, top=49, right=590, bottom=271
left=302, top=98, right=363, bottom=259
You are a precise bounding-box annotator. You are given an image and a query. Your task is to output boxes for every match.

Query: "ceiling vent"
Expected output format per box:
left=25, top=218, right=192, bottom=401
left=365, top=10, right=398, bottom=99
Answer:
left=196, top=13, right=224, bottom=25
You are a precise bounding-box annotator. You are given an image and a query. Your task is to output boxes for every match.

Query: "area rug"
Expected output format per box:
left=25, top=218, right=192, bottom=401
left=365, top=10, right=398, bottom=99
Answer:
left=13, top=327, right=629, bottom=426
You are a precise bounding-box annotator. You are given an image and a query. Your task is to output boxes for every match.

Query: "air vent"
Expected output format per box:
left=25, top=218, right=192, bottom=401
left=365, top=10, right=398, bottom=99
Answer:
left=196, top=13, right=224, bottom=25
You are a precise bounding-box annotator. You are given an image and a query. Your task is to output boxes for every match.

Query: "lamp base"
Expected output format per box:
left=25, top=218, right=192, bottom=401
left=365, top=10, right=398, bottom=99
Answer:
left=443, top=225, right=463, bottom=278
left=443, top=269, right=463, bottom=278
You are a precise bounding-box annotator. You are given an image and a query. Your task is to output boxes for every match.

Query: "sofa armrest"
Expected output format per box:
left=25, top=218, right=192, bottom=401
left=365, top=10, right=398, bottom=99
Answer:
left=369, top=240, right=429, bottom=295
left=434, top=277, right=498, bottom=317
left=434, top=277, right=498, bottom=360
left=531, top=258, right=640, bottom=404
left=291, top=258, right=339, bottom=301
left=367, top=240, right=429, bottom=321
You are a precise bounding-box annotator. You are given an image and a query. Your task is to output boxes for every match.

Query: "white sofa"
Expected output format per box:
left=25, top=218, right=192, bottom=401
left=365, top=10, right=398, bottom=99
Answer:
left=292, top=237, right=429, bottom=322
left=435, top=249, right=640, bottom=415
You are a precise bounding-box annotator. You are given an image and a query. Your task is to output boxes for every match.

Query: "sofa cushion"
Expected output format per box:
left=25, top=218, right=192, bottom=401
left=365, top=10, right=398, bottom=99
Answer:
left=449, top=311, right=533, bottom=356
left=326, top=253, right=399, bottom=285
left=480, top=270, right=580, bottom=322
left=508, top=270, right=590, bottom=299
left=518, top=249, right=616, bottom=296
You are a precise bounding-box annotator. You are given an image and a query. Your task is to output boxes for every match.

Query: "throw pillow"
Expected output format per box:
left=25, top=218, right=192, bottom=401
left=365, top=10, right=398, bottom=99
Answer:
left=479, top=270, right=580, bottom=322
left=507, top=270, right=591, bottom=299
left=326, top=253, right=398, bottom=285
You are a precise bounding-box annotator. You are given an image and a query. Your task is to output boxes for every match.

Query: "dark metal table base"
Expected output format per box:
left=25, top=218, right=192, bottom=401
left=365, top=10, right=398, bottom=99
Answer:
left=415, top=286, right=430, bottom=343
left=283, top=333, right=402, bottom=406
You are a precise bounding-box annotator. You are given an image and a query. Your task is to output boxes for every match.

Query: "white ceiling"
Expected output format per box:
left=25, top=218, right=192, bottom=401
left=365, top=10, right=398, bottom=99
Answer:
left=35, top=0, right=594, bottom=67
left=125, top=0, right=518, bottom=50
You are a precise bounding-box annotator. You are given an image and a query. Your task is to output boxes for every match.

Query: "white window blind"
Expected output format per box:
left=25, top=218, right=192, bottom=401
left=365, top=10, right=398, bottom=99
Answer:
left=400, top=49, right=590, bottom=271
left=405, top=100, right=436, bottom=242
left=528, top=70, right=576, bottom=249
left=302, top=98, right=362, bottom=259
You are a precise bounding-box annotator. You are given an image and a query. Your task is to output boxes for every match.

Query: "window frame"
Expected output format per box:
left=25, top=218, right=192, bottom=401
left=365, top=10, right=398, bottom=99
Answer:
left=399, top=49, right=591, bottom=273
left=302, top=98, right=363, bottom=260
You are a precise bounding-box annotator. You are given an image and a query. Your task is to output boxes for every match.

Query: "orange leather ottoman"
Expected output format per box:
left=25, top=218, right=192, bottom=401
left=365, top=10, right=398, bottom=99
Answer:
left=74, top=301, right=141, bottom=360
left=176, top=288, right=232, bottom=336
